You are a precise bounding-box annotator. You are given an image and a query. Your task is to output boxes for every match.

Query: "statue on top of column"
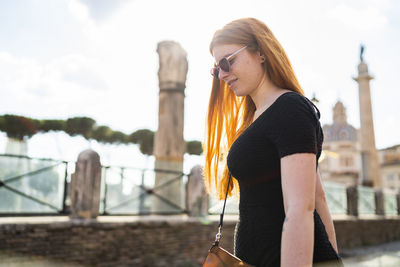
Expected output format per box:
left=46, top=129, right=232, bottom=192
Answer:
left=360, top=44, right=365, bottom=62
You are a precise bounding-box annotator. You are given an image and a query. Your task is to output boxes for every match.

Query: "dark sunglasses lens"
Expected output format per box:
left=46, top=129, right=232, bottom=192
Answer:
left=219, top=58, right=230, bottom=72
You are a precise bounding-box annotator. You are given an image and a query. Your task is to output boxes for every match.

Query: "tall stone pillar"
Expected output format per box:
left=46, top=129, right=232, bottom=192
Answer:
left=353, top=46, right=382, bottom=188
left=152, top=41, right=188, bottom=212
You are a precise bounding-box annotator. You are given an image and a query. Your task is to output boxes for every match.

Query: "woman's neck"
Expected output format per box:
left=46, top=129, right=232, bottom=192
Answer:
left=250, top=75, right=282, bottom=111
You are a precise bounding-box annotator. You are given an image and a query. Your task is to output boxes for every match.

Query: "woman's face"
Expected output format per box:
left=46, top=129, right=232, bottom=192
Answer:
left=212, top=44, right=265, bottom=96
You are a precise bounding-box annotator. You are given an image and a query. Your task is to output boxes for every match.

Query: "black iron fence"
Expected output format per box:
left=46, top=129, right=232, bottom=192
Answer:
left=1, top=153, right=399, bottom=217
left=100, top=165, right=190, bottom=215
left=0, top=154, right=70, bottom=216
left=0, top=154, right=191, bottom=216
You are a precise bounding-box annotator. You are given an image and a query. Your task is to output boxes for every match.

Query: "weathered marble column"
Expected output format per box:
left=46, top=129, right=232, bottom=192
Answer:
left=152, top=41, right=188, bottom=212
left=353, top=46, right=382, bottom=188
left=70, top=149, right=102, bottom=219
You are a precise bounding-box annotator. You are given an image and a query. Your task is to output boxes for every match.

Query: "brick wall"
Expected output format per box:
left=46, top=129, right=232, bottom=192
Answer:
left=1, top=215, right=400, bottom=266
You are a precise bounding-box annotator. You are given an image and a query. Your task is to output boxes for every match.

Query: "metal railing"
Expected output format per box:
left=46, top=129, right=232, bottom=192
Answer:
left=358, top=186, right=376, bottom=215
left=384, top=191, right=398, bottom=215
left=324, top=181, right=348, bottom=215
left=100, top=165, right=190, bottom=215
left=207, top=182, right=400, bottom=217
left=1, top=153, right=399, bottom=217
left=0, top=154, right=71, bottom=216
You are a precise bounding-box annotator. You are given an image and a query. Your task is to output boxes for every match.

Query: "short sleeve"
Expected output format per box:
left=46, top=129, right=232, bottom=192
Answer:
left=268, top=94, right=318, bottom=159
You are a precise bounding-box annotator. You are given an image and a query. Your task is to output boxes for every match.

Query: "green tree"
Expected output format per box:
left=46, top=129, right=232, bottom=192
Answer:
left=38, top=120, right=65, bottom=133
left=129, top=129, right=154, bottom=155
left=91, top=125, right=113, bottom=143
left=0, top=115, right=38, bottom=140
left=109, top=131, right=128, bottom=144
left=186, top=140, right=203, bottom=155
left=65, top=117, right=95, bottom=139
left=0, top=114, right=204, bottom=155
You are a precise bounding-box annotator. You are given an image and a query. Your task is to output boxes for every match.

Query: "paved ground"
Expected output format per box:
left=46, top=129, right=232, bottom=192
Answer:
left=341, top=241, right=400, bottom=266
left=1, top=247, right=400, bottom=267
left=0, top=255, right=85, bottom=267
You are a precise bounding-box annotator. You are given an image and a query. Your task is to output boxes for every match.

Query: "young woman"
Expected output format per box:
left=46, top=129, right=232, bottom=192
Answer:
left=203, top=18, right=344, bottom=266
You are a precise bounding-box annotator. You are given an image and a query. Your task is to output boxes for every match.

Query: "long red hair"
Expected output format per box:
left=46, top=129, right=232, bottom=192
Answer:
left=203, top=18, right=305, bottom=200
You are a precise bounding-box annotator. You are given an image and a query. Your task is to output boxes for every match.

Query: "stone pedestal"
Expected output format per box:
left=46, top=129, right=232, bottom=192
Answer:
left=70, top=149, right=102, bottom=219
left=186, top=165, right=208, bottom=217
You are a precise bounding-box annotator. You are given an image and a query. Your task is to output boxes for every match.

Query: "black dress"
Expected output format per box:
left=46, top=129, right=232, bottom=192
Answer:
left=226, top=91, right=344, bottom=267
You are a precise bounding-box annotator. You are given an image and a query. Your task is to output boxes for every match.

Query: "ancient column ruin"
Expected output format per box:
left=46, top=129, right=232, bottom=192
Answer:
left=69, top=149, right=102, bottom=219
left=152, top=41, right=188, bottom=212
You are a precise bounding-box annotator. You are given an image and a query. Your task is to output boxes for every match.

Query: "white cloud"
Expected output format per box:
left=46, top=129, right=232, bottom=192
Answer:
left=48, top=54, right=109, bottom=92
left=0, top=52, right=43, bottom=94
left=0, top=52, right=108, bottom=95
left=0, top=52, right=110, bottom=121
left=328, top=3, right=388, bottom=31
left=78, top=0, right=127, bottom=21
left=67, top=0, right=90, bottom=24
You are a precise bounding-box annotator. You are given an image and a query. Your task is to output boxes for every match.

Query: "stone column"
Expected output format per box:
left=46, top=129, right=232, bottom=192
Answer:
left=353, top=48, right=382, bottom=188
left=186, top=165, right=209, bottom=217
left=152, top=41, right=188, bottom=212
left=70, top=149, right=102, bottom=219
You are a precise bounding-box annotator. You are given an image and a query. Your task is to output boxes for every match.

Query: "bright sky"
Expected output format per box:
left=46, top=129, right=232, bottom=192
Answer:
left=1, top=0, right=399, bottom=158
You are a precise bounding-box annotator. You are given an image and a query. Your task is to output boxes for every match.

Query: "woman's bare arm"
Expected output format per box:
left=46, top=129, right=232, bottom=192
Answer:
left=315, top=168, right=338, bottom=253
left=280, top=153, right=316, bottom=267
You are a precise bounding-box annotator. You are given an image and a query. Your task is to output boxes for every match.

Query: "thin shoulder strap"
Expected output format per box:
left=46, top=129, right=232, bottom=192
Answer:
left=214, top=172, right=232, bottom=245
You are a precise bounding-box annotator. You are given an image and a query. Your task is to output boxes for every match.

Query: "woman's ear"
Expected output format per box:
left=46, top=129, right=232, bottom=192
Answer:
left=260, top=54, right=266, bottom=63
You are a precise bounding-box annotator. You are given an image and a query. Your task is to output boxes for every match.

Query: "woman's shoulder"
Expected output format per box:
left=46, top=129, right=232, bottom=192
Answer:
left=271, top=90, right=316, bottom=116
left=278, top=90, right=310, bottom=105
left=251, top=90, right=319, bottom=131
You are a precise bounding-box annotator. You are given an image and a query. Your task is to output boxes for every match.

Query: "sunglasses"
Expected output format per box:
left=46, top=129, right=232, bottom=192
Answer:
left=210, top=46, right=247, bottom=80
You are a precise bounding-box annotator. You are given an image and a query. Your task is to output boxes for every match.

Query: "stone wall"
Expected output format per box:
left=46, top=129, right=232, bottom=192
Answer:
left=1, top=215, right=400, bottom=266
left=335, top=216, right=400, bottom=249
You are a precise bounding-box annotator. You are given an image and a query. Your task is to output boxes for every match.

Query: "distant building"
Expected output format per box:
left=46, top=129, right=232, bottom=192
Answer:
left=319, top=101, right=362, bottom=186
left=378, top=144, right=400, bottom=190
left=318, top=100, right=400, bottom=190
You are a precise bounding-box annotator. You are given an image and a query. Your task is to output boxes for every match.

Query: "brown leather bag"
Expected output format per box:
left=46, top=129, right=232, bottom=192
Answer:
left=202, top=173, right=254, bottom=267
left=203, top=243, right=254, bottom=266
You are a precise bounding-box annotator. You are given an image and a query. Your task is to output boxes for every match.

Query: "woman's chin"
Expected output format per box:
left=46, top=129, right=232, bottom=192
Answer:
left=232, top=89, right=245, bottom=97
